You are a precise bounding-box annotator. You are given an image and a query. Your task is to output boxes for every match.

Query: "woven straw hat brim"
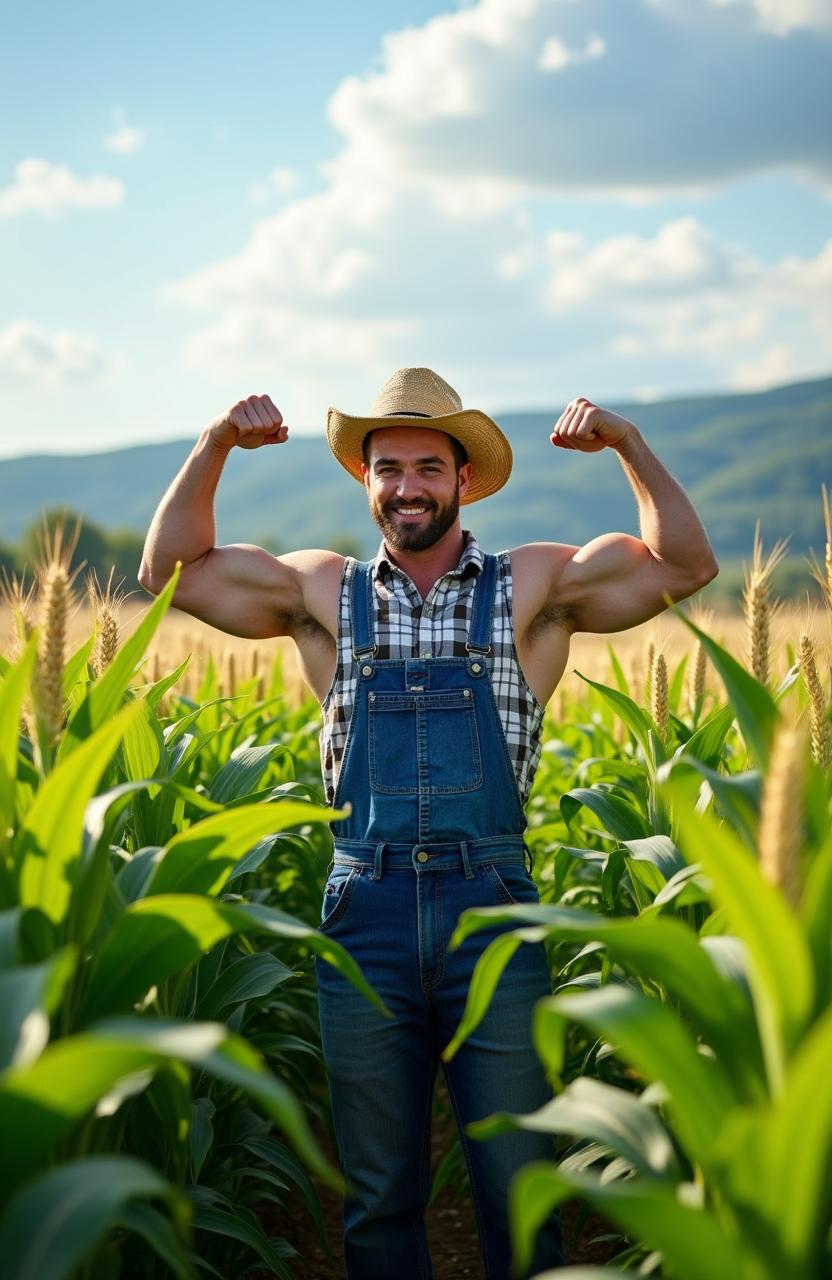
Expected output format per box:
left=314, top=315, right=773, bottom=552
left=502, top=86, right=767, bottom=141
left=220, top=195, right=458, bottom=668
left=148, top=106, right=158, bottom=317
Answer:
left=326, top=406, right=512, bottom=504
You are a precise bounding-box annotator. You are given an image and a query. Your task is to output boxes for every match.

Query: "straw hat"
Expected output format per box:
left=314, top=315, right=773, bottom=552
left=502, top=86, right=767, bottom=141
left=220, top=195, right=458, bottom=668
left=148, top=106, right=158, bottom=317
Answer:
left=326, top=367, right=512, bottom=504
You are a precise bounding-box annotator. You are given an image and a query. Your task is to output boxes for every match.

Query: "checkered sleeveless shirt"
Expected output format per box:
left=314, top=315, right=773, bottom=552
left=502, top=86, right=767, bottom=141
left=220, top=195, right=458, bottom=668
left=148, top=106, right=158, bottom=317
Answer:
left=318, top=530, right=546, bottom=807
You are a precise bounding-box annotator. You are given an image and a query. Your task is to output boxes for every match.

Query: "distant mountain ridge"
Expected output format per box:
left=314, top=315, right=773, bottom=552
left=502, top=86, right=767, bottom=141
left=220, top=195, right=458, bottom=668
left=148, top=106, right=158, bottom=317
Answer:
left=1, top=374, right=830, bottom=566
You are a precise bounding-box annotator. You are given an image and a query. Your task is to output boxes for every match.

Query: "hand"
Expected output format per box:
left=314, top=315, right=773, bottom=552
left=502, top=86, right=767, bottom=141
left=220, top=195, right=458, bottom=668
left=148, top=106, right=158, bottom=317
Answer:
left=550, top=398, right=636, bottom=452
left=207, top=395, right=288, bottom=450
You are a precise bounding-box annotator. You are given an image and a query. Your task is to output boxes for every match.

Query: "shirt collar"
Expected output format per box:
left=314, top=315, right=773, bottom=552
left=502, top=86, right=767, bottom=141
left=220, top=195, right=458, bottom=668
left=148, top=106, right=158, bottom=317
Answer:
left=373, top=528, right=484, bottom=583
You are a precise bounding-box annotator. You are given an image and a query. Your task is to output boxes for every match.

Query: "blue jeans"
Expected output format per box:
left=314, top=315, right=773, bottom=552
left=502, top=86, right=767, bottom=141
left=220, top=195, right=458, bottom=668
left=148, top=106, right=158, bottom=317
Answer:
left=314, top=843, right=566, bottom=1279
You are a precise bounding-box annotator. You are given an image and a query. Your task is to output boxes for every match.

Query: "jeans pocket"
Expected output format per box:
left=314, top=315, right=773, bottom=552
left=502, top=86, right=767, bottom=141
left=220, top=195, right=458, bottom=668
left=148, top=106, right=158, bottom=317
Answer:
left=319, top=866, right=360, bottom=933
left=487, top=861, right=539, bottom=907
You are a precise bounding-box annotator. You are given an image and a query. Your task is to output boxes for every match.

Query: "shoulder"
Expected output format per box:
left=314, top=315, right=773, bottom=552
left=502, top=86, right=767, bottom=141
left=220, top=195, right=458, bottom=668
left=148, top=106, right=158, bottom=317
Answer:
left=506, top=541, right=580, bottom=637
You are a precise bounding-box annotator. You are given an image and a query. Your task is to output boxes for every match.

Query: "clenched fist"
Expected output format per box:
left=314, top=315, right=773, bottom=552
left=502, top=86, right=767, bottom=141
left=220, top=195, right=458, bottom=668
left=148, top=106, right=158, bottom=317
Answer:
left=207, top=395, right=288, bottom=450
left=550, top=398, right=635, bottom=452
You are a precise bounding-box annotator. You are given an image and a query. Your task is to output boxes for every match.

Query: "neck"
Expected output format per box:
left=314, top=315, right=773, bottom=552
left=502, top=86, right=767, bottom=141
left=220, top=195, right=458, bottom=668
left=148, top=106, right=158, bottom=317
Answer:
left=383, top=524, right=467, bottom=594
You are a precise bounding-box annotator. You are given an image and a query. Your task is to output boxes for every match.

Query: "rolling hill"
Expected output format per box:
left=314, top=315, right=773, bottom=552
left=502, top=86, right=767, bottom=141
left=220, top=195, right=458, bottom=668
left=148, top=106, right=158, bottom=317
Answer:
left=1, top=374, right=830, bottom=576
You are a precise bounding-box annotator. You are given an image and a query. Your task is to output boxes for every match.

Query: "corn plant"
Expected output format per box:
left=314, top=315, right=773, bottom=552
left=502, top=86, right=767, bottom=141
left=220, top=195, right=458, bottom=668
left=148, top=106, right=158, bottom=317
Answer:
left=0, top=563, right=391, bottom=1280
left=442, top=616, right=831, bottom=1280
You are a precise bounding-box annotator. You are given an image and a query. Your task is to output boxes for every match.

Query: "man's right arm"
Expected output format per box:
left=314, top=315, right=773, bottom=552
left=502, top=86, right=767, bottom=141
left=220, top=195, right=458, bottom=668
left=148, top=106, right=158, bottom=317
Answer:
left=138, top=395, right=312, bottom=639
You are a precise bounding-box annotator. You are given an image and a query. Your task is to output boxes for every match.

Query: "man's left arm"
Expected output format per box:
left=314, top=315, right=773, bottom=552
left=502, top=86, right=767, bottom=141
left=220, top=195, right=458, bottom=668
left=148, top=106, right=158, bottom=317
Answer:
left=544, top=398, right=719, bottom=634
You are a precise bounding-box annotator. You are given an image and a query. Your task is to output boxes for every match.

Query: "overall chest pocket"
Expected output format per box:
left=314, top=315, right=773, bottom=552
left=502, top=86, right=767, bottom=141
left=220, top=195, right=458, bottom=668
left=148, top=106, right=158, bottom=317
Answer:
left=368, top=689, right=483, bottom=794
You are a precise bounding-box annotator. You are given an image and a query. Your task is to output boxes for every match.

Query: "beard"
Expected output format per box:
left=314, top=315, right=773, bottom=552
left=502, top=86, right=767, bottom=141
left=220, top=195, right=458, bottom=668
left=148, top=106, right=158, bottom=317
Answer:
left=370, top=481, right=461, bottom=551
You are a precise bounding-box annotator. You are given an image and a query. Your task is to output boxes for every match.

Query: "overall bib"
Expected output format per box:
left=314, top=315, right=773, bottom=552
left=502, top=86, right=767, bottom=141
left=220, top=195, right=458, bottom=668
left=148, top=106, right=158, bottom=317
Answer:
left=314, top=553, right=565, bottom=1279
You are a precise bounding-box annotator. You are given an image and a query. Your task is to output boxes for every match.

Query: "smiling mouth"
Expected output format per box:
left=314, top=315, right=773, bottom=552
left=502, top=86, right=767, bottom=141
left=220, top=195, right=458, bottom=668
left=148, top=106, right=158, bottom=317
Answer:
left=392, top=506, right=431, bottom=516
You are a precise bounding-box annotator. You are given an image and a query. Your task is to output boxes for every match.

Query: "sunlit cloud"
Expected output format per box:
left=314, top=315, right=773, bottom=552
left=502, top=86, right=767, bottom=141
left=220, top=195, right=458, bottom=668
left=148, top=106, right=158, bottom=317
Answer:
left=247, top=166, right=302, bottom=206
left=104, top=106, right=147, bottom=155
left=0, top=158, right=124, bottom=218
left=0, top=319, right=123, bottom=384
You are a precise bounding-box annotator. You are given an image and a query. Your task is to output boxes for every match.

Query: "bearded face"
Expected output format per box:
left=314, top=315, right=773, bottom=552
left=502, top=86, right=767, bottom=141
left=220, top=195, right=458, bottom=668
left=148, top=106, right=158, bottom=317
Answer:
left=369, top=477, right=461, bottom=551
left=362, top=425, right=470, bottom=554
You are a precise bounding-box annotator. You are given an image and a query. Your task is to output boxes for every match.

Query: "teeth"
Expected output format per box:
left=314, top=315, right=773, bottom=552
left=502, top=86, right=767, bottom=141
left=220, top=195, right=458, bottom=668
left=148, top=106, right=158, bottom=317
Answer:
left=397, top=507, right=427, bottom=514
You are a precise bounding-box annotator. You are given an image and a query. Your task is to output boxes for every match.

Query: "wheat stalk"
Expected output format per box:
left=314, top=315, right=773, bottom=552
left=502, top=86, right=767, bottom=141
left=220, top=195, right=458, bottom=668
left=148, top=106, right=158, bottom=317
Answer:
left=30, top=515, right=84, bottom=751
left=686, top=602, right=713, bottom=714
left=758, top=718, right=807, bottom=911
left=86, top=565, right=130, bottom=677
left=650, top=647, right=669, bottom=740
left=742, top=520, right=790, bottom=687
left=0, top=569, right=37, bottom=664
left=798, top=631, right=832, bottom=770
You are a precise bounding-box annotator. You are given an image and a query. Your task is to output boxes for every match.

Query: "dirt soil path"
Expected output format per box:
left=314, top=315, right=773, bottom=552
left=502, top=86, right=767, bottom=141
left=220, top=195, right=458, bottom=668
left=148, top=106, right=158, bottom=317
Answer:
left=252, top=1071, right=623, bottom=1279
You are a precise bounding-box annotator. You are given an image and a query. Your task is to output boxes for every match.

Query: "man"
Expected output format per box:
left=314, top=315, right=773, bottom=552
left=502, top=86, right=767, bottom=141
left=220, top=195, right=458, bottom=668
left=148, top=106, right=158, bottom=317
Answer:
left=138, top=366, right=718, bottom=1279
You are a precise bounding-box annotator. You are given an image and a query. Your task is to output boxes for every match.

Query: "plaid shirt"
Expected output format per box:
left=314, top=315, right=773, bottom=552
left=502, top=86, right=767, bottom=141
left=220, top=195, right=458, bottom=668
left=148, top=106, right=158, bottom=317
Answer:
left=318, top=530, right=545, bottom=807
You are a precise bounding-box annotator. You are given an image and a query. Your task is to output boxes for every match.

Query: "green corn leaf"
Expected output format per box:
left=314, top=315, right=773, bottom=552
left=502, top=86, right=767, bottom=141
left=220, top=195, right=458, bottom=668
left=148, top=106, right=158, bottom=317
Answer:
left=606, top=643, right=630, bottom=695
left=508, top=1162, right=748, bottom=1280
left=0, top=1155, right=195, bottom=1280
left=78, top=895, right=393, bottom=1024
left=62, top=633, right=95, bottom=698
left=0, top=634, right=38, bottom=839
left=467, top=1074, right=682, bottom=1179
left=115, top=1200, right=198, bottom=1280
left=561, top=788, right=650, bottom=841
left=207, top=742, right=288, bottom=804
left=573, top=671, right=655, bottom=762
left=193, top=952, right=294, bottom=1020
left=759, top=1003, right=832, bottom=1276
left=145, top=800, right=345, bottom=898
left=445, top=903, right=759, bottom=1101
left=800, top=828, right=832, bottom=1016
left=15, top=700, right=144, bottom=925
left=673, top=703, right=735, bottom=769
left=189, top=1097, right=215, bottom=1182
left=0, top=1018, right=345, bottom=1199
left=121, top=696, right=166, bottom=798
left=540, top=985, right=735, bottom=1169
left=142, top=654, right=192, bottom=711
left=0, top=948, right=77, bottom=1068
left=57, top=563, right=181, bottom=761
left=189, top=1204, right=295, bottom=1280
left=242, top=1133, right=328, bottom=1251
left=659, top=770, right=814, bottom=1089
left=669, top=606, right=778, bottom=768
left=0, top=908, right=22, bottom=968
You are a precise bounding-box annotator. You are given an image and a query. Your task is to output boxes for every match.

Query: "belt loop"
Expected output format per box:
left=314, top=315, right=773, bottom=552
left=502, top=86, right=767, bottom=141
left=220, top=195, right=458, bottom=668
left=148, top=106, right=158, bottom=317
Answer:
left=460, top=840, right=474, bottom=880
left=372, top=841, right=385, bottom=881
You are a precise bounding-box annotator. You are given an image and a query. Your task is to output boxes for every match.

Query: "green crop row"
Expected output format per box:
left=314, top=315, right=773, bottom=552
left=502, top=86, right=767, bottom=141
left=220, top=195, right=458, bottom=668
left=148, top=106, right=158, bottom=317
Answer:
left=1, top=556, right=830, bottom=1278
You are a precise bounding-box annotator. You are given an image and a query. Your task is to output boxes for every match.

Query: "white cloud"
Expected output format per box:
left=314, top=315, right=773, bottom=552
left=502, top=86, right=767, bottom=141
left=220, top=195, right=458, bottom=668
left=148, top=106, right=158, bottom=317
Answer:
left=0, top=320, right=122, bottom=385
left=536, top=216, right=832, bottom=381
left=321, top=0, right=832, bottom=204
left=247, top=166, right=301, bottom=206
left=0, top=159, right=124, bottom=218
left=542, top=217, right=757, bottom=308
left=160, top=0, right=832, bottom=412
left=104, top=106, right=147, bottom=155
left=730, top=342, right=807, bottom=389
left=538, top=32, right=605, bottom=71
left=706, top=0, right=832, bottom=36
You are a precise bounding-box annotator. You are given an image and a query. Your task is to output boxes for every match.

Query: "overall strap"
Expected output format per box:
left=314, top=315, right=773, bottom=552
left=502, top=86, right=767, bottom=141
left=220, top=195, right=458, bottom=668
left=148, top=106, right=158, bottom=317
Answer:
left=350, top=559, right=377, bottom=659
left=466, top=552, right=498, bottom=656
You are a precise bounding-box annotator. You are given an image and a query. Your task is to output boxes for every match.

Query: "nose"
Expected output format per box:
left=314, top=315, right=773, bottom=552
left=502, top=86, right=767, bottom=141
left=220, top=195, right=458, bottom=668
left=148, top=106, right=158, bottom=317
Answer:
left=395, top=477, right=424, bottom=501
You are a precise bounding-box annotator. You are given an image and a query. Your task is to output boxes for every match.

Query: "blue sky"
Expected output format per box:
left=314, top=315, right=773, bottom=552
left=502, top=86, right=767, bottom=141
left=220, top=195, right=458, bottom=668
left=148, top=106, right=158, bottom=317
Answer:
left=0, top=0, right=830, bottom=459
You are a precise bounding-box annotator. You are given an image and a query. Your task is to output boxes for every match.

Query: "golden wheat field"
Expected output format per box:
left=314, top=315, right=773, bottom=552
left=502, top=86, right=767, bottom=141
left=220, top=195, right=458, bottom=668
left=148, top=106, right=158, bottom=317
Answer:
left=2, top=593, right=828, bottom=715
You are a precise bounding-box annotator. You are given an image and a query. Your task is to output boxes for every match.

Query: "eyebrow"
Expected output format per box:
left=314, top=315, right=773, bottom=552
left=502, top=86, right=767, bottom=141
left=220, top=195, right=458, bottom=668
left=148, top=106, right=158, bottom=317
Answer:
left=372, top=455, right=448, bottom=467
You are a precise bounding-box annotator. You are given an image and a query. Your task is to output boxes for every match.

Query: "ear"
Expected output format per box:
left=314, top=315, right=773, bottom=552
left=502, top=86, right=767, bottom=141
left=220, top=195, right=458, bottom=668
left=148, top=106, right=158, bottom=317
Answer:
left=458, top=460, right=474, bottom=497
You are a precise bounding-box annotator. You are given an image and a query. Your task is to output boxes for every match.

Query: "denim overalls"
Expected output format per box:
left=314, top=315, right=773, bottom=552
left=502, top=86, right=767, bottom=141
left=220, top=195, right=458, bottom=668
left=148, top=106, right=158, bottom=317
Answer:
left=314, top=552, right=565, bottom=1279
